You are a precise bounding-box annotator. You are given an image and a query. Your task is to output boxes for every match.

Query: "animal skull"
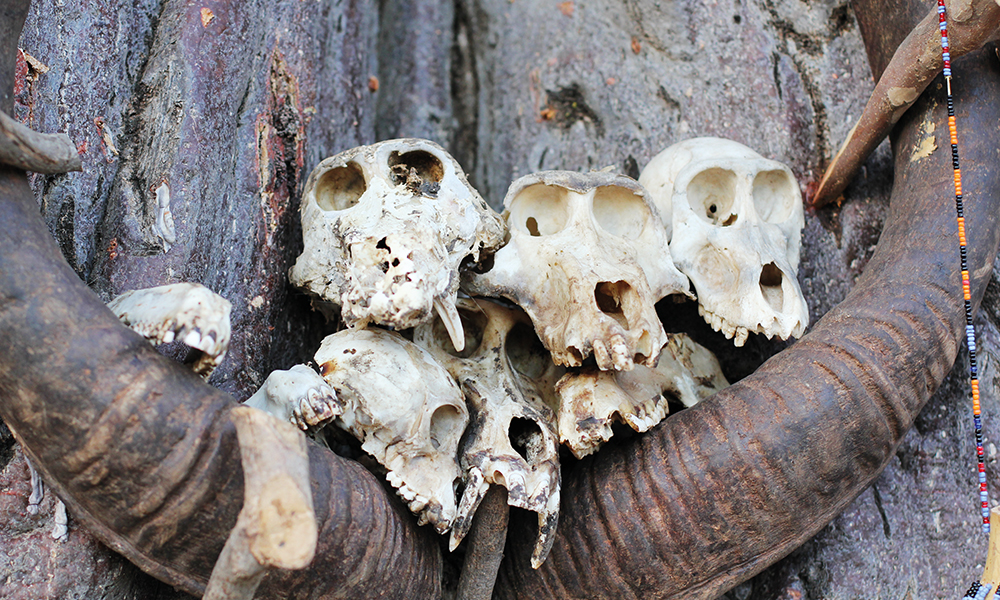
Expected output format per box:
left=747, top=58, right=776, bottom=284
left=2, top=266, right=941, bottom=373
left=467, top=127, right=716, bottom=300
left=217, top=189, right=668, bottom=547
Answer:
left=640, top=137, right=808, bottom=346
left=463, top=170, right=691, bottom=371
left=290, top=138, right=505, bottom=350
left=554, top=333, right=730, bottom=458
left=314, top=328, right=469, bottom=534
left=413, top=297, right=563, bottom=569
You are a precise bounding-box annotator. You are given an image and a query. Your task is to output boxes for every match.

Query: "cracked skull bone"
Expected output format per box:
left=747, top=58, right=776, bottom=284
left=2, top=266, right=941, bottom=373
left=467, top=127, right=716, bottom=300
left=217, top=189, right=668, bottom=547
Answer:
left=315, top=328, right=469, bottom=534
left=290, top=139, right=505, bottom=350
left=640, top=138, right=808, bottom=346
left=414, top=297, right=563, bottom=569
left=463, top=171, right=690, bottom=371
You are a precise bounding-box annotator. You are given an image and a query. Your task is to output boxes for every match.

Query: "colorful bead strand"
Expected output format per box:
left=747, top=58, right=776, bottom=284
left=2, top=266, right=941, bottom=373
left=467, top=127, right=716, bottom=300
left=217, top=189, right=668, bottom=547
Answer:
left=938, top=0, right=990, bottom=534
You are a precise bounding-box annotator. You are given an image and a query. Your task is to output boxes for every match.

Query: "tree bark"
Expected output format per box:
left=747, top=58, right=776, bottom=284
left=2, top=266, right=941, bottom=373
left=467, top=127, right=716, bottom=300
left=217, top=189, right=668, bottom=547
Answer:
left=3, top=0, right=1000, bottom=599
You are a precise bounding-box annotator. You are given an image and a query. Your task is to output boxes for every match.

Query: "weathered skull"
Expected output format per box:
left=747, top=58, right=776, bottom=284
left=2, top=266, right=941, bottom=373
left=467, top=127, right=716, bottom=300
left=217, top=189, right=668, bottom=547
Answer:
left=413, top=297, right=563, bottom=568
left=463, top=171, right=691, bottom=371
left=554, top=333, right=729, bottom=458
left=290, top=139, right=505, bottom=350
left=314, top=328, right=469, bottom=534
left=640, top=137, right=808, bottom=346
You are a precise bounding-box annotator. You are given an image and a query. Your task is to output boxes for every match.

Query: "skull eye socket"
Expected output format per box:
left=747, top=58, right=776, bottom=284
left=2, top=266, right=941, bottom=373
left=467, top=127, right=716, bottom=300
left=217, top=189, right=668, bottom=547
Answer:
left=388, top=150, right=444, bottom=196
left=430, top=307, right=487, bottom=358
left=592, top=185, right=650, bottom=237
left=508, top=184, right=569, bottom=236
left=314, top=163, right=367, bottom=211
left=506, top=321, right=549, bottom=379
left=429, top=404, right=464, bottom=450
left=752, top=170, right=797, bottom=223
left=687, top=168, right=737, bottom=226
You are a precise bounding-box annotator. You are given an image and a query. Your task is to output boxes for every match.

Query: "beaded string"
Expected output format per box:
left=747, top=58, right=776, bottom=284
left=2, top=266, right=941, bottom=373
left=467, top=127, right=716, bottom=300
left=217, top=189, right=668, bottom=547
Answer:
left=964, top=582, right=995, bottom=600
left=938, top=0, right=991, bottom=535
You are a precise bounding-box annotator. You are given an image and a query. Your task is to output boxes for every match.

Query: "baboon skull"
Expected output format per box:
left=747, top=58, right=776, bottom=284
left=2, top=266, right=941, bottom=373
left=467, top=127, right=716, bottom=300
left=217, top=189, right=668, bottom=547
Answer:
left=414, top=297, right=563, bottom=568
left=314, top=328, right=469, bottom=534
left=463, top=171, right=691, bottom=371
left=554, top=333, right=730, bottom=458
left=290, top=139, right=505, bottom=350
left=640, top=137, right=808, bottom=346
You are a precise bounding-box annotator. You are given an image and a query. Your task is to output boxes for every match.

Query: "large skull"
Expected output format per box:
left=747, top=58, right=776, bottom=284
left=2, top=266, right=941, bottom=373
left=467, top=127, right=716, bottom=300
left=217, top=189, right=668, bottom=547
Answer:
left=314, top=328, right=469, bottom=534
left=554, top=333, right=730, bottom=458
left=413, top=297, right=563, bottom=569
left=640, top=138, right=808, bottom=346
left=463, top=171, right=691, bottom=371
left=290, top=139, right=505, bottom=350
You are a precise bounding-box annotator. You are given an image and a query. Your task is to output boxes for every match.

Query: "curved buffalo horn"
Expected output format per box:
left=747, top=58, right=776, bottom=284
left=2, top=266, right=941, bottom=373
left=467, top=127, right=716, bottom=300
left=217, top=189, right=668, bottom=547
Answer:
left=0, top=9, right=442, bottom=600
left=1, top=3, right=999, bottom=600
left=0, top=177, right=444, bottom=596
left=496, top=22, right=1000, bottom=600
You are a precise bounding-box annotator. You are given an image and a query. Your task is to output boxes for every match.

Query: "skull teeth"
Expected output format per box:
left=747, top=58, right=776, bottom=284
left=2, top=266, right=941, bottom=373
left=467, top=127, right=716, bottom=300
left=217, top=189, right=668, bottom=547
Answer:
left=433, top=297, right=466, bottom=352
left=698, top=305, right=750, bottom=347
left=386, top=473, right=447, bottom=532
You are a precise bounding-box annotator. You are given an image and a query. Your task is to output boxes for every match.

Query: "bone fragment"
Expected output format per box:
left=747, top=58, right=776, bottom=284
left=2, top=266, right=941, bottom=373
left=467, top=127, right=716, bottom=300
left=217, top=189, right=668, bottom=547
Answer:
left=203, top=406, right=317, bottom=600
left=456, top=485, right=509, bottom=600
left=0, top=111, right=81, bottom=174
left=108, top=282, right=232, bottom=378
left=26, top=457, right=43, bottom=515
left=983, top=506, right=1000, bottom=600
left=244, top=364, right=340, bottom=432
left=51, top=498, right=67, bottom=540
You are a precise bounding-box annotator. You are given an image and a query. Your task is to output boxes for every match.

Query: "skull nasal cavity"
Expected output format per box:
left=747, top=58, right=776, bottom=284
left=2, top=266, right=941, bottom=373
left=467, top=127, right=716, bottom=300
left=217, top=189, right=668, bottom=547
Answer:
left=315, top=163, right=366, bottom=211
left=759, top=262, right=784, bottom=311
left=595, top=281, right=633, bottom=329
left=430, top=405, right=463, bottom=450
left=509, top=417, right=542, bottom=462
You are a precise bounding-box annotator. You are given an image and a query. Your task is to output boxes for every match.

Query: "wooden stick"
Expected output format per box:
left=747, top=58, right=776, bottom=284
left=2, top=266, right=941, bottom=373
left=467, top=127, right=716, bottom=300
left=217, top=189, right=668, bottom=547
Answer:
left=456, top=485, right=510, bottom=600
left=0, top=111, right=81, bottom=174
left=203, top=406, right=317, bottom=600
left=809, top=0, right=1000, bottom=208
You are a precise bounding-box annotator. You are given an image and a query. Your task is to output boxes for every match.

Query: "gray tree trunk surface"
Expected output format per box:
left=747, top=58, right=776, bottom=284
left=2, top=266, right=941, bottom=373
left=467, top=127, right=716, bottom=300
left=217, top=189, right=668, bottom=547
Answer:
left=0, top=0, right=996, bottom=598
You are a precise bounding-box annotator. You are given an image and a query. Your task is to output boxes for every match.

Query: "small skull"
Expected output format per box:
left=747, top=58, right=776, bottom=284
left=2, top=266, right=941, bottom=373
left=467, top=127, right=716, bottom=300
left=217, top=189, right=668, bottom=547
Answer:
left=463, top=171, right=691, bottom=371
left=314, top=328, right=469, bottom=533
left=554, top=333, right=730, bottom=458
left=413, top=297, right=563, bottom=568
left=290, top=139, right=505, bottom=350
left=640, top=138, right=808, bottom=346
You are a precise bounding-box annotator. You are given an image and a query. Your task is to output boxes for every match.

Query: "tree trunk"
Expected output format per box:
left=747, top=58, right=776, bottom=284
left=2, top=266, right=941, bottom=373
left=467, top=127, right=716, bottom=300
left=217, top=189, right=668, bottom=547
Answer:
left=2, top=0, right=997, bottom=598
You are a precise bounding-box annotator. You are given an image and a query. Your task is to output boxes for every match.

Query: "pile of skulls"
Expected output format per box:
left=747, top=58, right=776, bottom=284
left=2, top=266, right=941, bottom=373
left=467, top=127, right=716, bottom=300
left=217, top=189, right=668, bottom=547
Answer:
left=244, top=136, right=809, bottom=568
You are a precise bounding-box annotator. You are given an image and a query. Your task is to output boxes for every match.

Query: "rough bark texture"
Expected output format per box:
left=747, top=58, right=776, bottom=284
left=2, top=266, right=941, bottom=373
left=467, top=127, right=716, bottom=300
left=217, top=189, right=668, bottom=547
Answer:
left=3, top=0, right=1000, bottom=599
